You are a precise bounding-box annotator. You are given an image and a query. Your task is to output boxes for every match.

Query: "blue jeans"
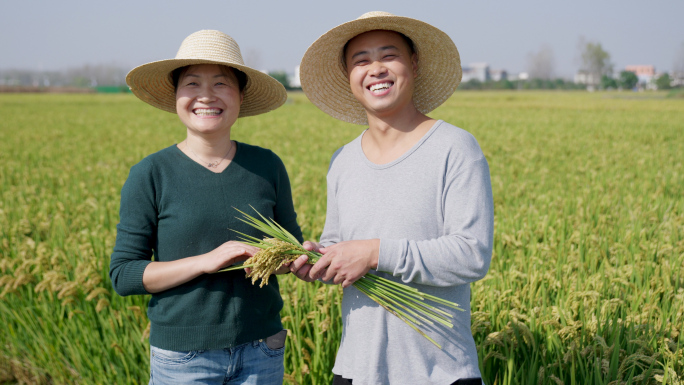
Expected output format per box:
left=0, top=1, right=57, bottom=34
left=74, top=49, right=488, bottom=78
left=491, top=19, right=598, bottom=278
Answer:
left=149, top=338, right=285, bottom=384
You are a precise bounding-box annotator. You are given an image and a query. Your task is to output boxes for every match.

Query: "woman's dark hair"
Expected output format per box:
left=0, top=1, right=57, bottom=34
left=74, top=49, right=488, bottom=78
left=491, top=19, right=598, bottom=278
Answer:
left=171, top=65, right=247, bottom=93
left=342, top=30, right=416, bottom=66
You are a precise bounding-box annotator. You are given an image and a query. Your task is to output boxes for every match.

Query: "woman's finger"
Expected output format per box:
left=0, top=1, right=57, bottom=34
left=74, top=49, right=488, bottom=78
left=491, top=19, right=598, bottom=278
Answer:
left=297, top=264, right=314, bottom=281
left=289, top=255, right=309, bottom=272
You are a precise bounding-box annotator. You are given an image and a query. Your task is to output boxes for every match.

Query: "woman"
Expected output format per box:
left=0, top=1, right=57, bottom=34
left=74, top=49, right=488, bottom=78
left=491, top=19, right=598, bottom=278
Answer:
left=109, top=30, right=301, bottom=385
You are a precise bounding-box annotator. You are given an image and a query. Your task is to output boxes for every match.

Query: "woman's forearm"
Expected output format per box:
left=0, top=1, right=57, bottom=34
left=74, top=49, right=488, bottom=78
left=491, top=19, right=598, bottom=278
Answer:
left=142, top=241, right=258, bottom=293
left=142, top=256, right=206, bottom=293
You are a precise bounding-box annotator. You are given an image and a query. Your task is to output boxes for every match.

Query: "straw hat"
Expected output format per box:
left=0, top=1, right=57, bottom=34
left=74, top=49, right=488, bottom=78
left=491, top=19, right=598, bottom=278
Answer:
left=300, top=12, right=462, bottom=125
left=126, top=30, right=287, bottom=117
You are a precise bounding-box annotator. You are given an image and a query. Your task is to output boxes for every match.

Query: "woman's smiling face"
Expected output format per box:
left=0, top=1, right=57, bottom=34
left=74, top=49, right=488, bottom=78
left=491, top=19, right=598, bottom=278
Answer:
left=344, top=30, right=418, bottom=119
left=175, top=64, right=243, bottom=136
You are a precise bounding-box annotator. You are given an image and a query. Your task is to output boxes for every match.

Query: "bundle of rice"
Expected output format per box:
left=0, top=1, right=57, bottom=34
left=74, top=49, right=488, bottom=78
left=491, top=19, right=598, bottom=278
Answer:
left=221, top=207, right=462, bottom=348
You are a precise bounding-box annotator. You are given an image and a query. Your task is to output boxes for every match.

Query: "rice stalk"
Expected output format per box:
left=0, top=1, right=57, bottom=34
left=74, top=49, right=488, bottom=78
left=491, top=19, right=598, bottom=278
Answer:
left=220, top=207, right=462, bottom=348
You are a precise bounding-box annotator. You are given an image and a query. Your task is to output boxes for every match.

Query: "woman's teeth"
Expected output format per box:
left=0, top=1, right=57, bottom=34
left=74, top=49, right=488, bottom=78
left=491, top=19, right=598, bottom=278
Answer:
left=194, top=108, right=222, bottom=116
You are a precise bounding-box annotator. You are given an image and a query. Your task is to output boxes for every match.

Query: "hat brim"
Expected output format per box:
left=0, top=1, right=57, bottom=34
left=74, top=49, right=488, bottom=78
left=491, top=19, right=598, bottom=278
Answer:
left=126, top=59, right=287, bottom=117
left=300, top=14, right=462, bottom=125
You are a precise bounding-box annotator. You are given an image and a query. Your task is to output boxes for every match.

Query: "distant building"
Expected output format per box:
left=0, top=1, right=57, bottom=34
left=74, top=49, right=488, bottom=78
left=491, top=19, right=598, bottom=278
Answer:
left=462, top=63, right=490, bottom=82
left=509, top=72, right=528, bottom=81
left=490, top=69, right=508, bottom=82
left=574, top=70, right=599, bottom=86
left=672, top=71, right=684, bottom=87
left=289, top=65, right=301, bottom=89
left=625, top=65, right=656, bottom=85
left=461, top=63, right=509, bottom=83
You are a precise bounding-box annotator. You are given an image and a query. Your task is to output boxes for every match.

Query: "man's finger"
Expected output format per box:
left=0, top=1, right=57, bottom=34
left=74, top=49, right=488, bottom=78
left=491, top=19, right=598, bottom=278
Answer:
left=309, top=255, right=332, bottom=279
left=324, top=262, right=341, bottom=282
left=332, top=274, right=345, bottom=285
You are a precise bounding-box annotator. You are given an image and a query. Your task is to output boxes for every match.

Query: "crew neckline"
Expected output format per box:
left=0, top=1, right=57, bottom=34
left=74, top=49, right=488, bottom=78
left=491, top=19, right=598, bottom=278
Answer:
left=357, top=120, right=443, bottom=170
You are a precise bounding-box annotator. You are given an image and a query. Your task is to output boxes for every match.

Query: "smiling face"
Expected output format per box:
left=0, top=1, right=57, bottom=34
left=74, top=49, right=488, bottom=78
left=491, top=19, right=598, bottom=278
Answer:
left=344, top=30, right=418, bottom=120
left=175, top=64, right=244, bottom=136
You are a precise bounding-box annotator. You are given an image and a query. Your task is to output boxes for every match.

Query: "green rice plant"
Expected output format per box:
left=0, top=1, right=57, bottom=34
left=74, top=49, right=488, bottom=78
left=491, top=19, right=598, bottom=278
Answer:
left=0, top=91, right=682, bottom=384
left=437, top=91, right=683, bottom=384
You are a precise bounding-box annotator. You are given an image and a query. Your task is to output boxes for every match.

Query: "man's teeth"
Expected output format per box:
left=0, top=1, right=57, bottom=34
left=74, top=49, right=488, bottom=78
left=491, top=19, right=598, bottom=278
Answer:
left=194, top=109, right=222, bottom=116
left=369, top=83, right=393, bottom=93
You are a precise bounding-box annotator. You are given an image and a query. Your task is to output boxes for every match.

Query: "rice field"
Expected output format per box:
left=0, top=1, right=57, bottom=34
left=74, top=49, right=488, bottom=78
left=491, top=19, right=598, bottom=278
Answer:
left=0, top=91, right=682, bottom=384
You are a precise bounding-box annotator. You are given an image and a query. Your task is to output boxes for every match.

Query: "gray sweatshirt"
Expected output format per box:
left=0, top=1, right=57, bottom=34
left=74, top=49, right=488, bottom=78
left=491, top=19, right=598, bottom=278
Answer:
left=321, top=120, right=493, bottom=385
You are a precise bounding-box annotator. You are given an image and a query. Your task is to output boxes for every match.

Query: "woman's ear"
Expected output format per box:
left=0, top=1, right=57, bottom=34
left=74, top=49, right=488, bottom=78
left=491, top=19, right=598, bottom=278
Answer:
left=412, top=53, right=419, bottom=79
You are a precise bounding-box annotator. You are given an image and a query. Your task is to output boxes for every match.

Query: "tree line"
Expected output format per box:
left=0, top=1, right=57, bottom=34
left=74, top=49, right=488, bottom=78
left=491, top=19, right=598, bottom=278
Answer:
left=3, top=40, right=683, bottom=91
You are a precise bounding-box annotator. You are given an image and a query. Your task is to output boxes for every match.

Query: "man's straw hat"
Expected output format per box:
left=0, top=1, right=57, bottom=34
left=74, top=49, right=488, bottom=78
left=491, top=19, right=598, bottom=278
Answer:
left=300, top=12, right=462, bottom=125
left=126, top=30, right=286, bottom=117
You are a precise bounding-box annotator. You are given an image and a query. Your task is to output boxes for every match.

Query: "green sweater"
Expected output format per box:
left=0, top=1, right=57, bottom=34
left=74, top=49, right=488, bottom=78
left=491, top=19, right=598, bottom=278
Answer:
left=109, top=142, right=302, bottom=351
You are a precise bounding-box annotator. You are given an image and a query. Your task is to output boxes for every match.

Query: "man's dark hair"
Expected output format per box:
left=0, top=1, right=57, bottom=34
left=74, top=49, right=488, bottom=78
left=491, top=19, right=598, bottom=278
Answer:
left=342, top=30, right=416, bottom=67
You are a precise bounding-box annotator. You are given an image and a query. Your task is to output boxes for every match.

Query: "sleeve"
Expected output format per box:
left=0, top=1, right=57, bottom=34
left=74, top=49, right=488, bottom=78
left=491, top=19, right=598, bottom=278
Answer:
left=376, top=156, right=494, bottom=287
left=108, top=160, right=156, bottom=296
left=271, top=153, right=304, bottom=244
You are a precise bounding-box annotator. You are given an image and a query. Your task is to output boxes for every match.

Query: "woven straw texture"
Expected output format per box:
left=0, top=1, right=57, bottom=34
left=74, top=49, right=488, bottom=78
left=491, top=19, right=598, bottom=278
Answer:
left=126, top=30, right=286, bottom=117
left=300, top=12, right=462, bottom=125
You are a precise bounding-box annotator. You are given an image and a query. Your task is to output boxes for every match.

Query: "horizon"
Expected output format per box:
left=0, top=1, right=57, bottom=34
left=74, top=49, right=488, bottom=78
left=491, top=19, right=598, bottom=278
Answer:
left=1, top=1, right=683, bottom=79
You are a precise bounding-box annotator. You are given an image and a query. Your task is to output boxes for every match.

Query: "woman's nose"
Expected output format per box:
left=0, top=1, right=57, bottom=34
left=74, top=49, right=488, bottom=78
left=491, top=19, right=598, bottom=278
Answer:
left=197, top=85, right=216, bottom=102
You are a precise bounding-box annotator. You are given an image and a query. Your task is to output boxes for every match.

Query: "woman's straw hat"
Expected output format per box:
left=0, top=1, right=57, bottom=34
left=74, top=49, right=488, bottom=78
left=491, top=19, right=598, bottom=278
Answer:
left=126, top=30, right=287, bottom=117
left=300, top=12, right=462, bottom=125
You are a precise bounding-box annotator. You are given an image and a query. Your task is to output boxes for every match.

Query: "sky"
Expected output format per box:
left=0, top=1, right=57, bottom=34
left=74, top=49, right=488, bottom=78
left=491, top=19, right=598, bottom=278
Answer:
left=1, top=0, right=683, bottom=79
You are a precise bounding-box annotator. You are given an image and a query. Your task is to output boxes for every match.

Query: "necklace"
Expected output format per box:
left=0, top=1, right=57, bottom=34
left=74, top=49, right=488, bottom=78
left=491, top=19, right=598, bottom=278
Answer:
left=185, top=140, right=233, bottom=168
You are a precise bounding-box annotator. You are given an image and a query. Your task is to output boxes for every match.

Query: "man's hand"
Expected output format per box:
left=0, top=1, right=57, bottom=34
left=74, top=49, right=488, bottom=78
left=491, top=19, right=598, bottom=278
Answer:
left=287, top=241, right=320, bottom=282
left=309, top=239, right=379, bottom=288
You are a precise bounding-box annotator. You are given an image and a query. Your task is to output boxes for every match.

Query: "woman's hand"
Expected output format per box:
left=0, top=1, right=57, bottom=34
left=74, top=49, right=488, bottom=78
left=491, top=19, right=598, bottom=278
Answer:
left=142, top=241, right=259, bottom=293
left=198, top=241, right=260, bottom=274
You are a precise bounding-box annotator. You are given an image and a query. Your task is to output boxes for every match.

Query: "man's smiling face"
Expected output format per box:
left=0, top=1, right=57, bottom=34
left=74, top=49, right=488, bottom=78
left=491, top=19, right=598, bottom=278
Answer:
left=344, top=30, right=418, bottom=119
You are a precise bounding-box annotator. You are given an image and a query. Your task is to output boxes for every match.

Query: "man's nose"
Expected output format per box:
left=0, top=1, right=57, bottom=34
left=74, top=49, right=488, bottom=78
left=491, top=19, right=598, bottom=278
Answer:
left=368, top=60, right=388, bottom=77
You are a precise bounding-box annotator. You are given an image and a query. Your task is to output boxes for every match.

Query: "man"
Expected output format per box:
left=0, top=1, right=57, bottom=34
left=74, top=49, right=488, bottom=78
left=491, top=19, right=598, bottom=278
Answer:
left=291, top=12, right=493, bottom=385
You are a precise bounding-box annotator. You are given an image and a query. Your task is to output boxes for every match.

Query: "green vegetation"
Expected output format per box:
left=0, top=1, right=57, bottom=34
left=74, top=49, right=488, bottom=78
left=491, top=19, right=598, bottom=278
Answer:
left=0, top=91, right=682, bottom=384
left=619, top=71, right=639, bottom=90
left=458, top=78, right=585, bottom=90
left=656, top=74, right=673, bottom=91
left=268, top=71, right=300, bottom=91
